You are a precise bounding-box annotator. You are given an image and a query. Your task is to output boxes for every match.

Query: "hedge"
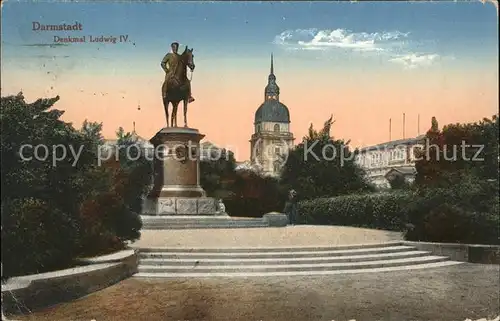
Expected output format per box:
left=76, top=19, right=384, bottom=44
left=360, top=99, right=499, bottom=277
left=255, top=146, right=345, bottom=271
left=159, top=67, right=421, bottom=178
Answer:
left=296, top=176, right=499, bottom=245
left=297, top=192, right=413, bottom=231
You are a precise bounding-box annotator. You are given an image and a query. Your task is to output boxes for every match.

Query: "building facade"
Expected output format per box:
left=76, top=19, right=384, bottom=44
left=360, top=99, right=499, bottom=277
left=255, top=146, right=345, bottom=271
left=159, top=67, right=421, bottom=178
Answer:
left=102, top=132, right=154, bottom=160
left=249, top=54, right=294, bottom=177
left=355, top=135, right=426, bottom=188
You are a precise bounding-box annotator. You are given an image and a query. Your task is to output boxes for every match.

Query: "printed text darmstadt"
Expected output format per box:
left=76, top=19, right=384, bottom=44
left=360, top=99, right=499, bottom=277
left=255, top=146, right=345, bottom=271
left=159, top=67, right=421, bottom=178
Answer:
left=32, top=21, right=130, bottom=44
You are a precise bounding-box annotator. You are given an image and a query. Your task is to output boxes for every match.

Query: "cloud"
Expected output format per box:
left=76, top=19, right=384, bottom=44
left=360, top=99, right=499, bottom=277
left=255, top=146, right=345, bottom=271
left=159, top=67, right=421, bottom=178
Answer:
left=274, top=28, right=408, bottom=52
left=389, top=53, right=440, bottom=69
left=274, top=28, right=441, bottom=68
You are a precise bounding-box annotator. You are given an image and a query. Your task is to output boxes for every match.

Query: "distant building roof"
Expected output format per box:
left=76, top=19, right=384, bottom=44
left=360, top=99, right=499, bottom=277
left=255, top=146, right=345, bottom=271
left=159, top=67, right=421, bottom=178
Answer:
left=358, top=135, right=425, bottom=153
left=200, top=141, right=228, bottom=161
left=200, top=141, right=219, bottom=149
left=235, top=160, right=262, bottom=173
left=255, top=100, right=290, bottom=124
left=385, top=167, right=417, bottom=177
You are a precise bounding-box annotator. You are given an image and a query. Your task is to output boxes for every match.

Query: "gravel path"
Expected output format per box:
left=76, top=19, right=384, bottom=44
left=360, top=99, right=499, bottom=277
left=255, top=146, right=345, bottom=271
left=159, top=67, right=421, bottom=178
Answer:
left=132, top=225, right=403, bottom=248
left=12, top=263, right=499, bottom=321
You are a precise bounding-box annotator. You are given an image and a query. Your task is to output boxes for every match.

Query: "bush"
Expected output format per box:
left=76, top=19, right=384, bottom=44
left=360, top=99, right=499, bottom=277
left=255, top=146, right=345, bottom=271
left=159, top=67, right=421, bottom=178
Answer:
left=1, top=198, right=79, bottom=278
left=225, top=170, right=288, bottom=217
left=389, top=175, right=411, bottom=190
left=297, top=191, right=413, bottom=231
left=297, top=173, right=498, bottom=244
left=1, top=94, right=148, bottom=278
left=78, top=190, right=141, bottom=257
left=404, top=174, right=499, bottom=245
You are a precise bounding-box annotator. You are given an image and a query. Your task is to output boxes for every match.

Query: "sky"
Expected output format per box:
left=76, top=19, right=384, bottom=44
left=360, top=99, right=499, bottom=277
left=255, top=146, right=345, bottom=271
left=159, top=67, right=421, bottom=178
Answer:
left=1, top=1, right=498, bottom=161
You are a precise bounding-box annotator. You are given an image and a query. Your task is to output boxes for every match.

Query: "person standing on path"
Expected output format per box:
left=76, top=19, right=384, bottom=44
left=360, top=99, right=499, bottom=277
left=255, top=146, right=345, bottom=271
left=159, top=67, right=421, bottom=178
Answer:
left=284, top=189, right=298, bottom=225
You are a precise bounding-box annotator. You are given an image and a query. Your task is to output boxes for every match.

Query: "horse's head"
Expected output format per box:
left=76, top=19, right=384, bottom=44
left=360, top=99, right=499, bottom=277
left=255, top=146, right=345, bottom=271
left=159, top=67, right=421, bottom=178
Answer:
left=181, top=46, right=195, bottom=71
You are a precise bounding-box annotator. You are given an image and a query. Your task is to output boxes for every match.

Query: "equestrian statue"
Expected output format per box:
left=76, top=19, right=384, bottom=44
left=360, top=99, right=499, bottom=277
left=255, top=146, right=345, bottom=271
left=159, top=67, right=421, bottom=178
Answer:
left=161, top=42, right=195, bottom=127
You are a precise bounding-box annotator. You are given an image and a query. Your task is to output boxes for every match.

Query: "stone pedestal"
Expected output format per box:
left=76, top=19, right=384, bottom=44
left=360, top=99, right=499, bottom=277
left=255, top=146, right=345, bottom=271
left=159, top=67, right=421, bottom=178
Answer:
left=143, top=127, right=222, bottom=216
left=150, top=127, right=205, bottom=198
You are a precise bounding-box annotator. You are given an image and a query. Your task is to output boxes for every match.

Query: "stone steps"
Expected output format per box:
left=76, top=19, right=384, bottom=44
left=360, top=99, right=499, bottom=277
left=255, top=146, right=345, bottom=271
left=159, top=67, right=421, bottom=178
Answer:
left=140, top=215, right=269, bottom=229
left=141, top=223, right=269, bottom=229
left=137, top=241, right=404, bottom=253
left=135, top=261, right=462, bottom=278
left=134, top=242, right=463, bottom=277
left=138, top=245, right=415, bottom=258
left=140, top=250, right=430, bottom=266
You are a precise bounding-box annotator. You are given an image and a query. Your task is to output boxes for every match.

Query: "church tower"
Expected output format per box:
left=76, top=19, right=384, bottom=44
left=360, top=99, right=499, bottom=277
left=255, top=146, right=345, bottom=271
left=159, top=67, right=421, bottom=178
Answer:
left=250, top=54, right=294, bottom=176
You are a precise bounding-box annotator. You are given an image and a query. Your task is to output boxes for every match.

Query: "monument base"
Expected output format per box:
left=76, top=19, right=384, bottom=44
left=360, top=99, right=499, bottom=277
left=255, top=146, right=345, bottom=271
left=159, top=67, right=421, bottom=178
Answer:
left=142, top=196, right=228, bottom=216
left=154, top=185, right=206, bottom=198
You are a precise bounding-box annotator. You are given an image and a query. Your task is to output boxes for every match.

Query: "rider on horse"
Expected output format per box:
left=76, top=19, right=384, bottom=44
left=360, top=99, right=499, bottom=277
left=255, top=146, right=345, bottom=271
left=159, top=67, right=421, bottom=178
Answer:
left=161, top=42, right=195, bottom=103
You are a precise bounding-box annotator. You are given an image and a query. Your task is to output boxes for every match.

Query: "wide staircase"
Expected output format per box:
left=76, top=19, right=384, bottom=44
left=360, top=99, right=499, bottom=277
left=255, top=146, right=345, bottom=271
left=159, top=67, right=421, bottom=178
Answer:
left=134, top=241, right=462, bottom=278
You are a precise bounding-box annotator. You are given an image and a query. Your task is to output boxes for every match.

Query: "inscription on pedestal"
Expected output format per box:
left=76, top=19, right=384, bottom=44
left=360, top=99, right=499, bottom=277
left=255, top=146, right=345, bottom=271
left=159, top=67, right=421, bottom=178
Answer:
left=176, top=198, right=198, bottom=214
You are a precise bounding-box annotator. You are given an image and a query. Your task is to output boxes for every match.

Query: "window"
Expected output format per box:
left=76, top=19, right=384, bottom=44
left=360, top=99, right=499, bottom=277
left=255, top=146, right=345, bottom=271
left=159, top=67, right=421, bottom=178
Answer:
left=390, top=149, right=405, bottom=161
left=273, top=124, right=280, bottom=132
left=275, top=147, right=280, bottom=155
left=397, top=149, right=405, bottom=160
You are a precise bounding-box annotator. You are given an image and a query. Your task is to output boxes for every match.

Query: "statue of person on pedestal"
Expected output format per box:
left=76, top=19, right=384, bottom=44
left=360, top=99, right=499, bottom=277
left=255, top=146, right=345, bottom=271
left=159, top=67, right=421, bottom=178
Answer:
left=160, top=42, right=195, bottom=128
left=216, top=199, right=226, bottom=214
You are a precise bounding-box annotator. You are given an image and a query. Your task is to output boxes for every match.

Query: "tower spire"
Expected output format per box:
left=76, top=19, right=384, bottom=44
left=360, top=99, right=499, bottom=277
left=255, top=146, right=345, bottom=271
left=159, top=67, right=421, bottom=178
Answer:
left=270, top=53, right=274, bottom=75
left=265, top=53, right=279, bottom=101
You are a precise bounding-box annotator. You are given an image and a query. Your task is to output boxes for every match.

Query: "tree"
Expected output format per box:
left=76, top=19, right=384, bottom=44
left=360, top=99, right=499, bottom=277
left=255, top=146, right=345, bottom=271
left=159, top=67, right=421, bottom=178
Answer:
left=200, top=148, right=237, bottom=199
left=113, top=127, right=153, bottom=214
left=1, top=93, right=147, bottom=277
left=225, top=169, right=287, bottom=217
left=81, top=120, right=104, bottom=145
left=199, top=148, right=287, bottom=216
left=88, top=127, right=152, bottom=244
left=415, top=115, right=499, bottom=187
left=1, top=93, right=99, bottom=276
left=281, top=115, right=374, bottom=200
left=409, top=115, right=499, bottom=245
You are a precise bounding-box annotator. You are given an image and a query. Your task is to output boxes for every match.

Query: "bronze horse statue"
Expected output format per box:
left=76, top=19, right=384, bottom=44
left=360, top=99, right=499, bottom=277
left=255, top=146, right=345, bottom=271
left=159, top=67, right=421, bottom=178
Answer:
left=161, top=46, right=195, bottom=127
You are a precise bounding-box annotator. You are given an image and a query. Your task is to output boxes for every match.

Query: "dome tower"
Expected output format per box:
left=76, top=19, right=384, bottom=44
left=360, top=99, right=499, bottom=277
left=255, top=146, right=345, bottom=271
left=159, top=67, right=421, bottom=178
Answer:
left=250, top=54, right=295, bottom=176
